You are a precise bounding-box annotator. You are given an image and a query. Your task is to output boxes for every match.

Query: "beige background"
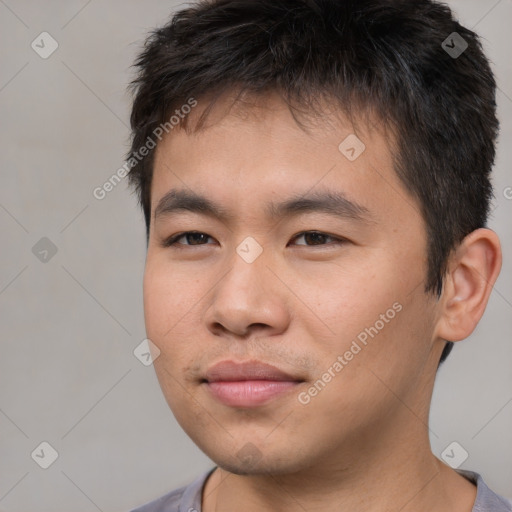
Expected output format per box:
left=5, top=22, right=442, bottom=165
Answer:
left=0, top=1, right=511, bottom=510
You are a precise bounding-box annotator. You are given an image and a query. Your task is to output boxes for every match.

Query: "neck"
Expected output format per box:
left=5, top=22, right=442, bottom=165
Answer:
left=202, top=414, right=476, bottom=512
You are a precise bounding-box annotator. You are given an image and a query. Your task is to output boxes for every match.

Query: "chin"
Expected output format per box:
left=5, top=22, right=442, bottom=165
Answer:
left=215, top=457, right=302, bottom=476
left=200, top=440, right=313, bottom=477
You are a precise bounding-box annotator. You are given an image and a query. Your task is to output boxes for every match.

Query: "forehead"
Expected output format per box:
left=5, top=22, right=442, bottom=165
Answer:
left=150, top=91, right=418, bottom=227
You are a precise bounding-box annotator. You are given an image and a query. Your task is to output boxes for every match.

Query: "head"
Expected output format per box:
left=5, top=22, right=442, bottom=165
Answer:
left=127, top=0, right=501, bottom=476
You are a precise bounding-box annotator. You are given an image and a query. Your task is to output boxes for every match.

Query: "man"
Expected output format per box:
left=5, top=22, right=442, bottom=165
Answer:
left=127, top=0, right=511, bottom=510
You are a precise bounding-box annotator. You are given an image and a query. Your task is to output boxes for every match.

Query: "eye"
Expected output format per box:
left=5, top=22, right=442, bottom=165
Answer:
left=162, top=231, right=215, bottom=247
left=161, top=230, right=345, bottom=249
left=290, top=231, right=345, bottom=247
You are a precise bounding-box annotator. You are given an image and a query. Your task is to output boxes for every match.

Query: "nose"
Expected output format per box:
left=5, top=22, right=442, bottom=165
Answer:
left=204, top=245, right=291, bottom=339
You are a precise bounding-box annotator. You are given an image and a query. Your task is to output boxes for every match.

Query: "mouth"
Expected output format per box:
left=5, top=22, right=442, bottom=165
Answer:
left=202, top=360, right=305, bottom=407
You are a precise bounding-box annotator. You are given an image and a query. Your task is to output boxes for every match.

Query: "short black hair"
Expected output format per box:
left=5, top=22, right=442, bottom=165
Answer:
left=127, top=0, right=499, bottom=365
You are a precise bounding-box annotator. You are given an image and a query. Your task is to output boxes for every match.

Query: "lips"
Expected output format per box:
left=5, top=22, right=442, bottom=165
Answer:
left=204, top=360, right=299, bottom=382
left=203, top=360, right=304, bottom=407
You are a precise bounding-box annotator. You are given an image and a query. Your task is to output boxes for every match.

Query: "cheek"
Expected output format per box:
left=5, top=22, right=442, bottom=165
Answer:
left=143, top=257, right=214, bottom=382
left=301, top=258, right=428, bottom=382
left=143, top=264, right=169, bottom=339
left=297, top=301, right=432, bottom=437
left=143, top=257, right=202, bottom=336
left=143, top=261, right=202, bottom=407
left=297, top=262, right=392, bottom=347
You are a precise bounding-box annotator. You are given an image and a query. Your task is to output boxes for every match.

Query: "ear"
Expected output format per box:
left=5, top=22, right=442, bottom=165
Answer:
left=434, top=228, right=502, bottom=342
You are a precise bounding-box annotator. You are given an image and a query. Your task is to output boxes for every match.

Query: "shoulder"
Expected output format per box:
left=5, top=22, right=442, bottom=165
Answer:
left=457, top=469, right=512, bottom=512
left=130, top=468, right=215, bottom=512
left=129, top=485, right=186, bottom=512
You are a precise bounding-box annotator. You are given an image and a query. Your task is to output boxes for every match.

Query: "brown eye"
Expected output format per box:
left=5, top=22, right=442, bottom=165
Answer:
left=292, top=231, right=342, bottom=246
left=163, top=231, right=214, bottom=247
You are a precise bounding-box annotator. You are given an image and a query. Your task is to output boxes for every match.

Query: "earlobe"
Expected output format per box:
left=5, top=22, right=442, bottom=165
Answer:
left=434, top=228, right=502, bottom=342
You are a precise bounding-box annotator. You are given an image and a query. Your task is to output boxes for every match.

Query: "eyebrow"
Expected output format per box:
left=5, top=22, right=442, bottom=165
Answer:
left=154, top=188, right=372, bottom=224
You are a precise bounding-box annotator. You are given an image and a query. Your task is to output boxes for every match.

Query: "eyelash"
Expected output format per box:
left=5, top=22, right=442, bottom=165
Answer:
left=161, top=231, right=346, bottom=249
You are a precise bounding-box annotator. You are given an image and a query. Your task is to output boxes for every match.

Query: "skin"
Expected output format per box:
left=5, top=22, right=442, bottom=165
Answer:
left=143, top=90, right=502, bottom=512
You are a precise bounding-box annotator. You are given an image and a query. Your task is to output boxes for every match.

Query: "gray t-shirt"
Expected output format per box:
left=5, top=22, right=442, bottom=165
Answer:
left=131, top=467, right=512, bottom=512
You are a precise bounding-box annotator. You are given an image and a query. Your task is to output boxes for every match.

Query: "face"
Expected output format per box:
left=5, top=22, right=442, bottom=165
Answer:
left=143, top=92, right=441, bottom=477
